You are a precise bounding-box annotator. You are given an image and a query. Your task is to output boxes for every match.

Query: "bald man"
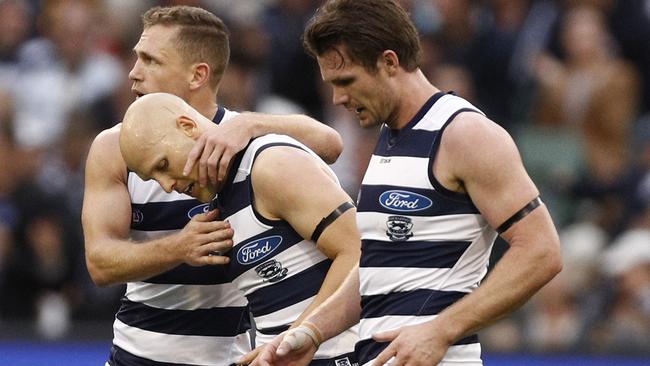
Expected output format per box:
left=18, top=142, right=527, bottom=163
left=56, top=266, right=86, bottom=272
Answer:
left=120, top=93, right=360, bottom=366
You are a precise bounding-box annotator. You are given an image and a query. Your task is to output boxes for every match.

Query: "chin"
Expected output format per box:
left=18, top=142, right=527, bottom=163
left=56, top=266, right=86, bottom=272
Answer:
left=195, top=187, right=217, bottom=203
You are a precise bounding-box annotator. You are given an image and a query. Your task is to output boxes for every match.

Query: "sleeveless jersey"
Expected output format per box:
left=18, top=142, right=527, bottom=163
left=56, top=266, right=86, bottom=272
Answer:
left=355, top=93, right=498, bottom=366
left=215, top=134, right=358, bottom=364
left=110, top=107, right=251, bottom=366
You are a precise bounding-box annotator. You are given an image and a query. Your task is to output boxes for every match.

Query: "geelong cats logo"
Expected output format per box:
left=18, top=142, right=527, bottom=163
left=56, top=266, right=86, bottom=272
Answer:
left=386, top=215, right=414, bottom=241
left=379, top=190, right=432, bottom=212
left=255, top=259, right=288, bottom=282
left=237, top=236, right=283, bottom=265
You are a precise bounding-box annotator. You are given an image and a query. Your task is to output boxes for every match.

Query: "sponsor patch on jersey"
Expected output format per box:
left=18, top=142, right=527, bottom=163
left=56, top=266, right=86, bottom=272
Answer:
left=132, top=208, right=143, bottom=225
left=334, top=357, right=353, bottom=366
left=379, top=190, right=432, bottom=212
left=386, top=215, right=414, bottom=241
left=187, top=203, right=211, bottom=219
left=237, top=235, right=283, bottom=265
left=255, top=259, right=288, bottom=282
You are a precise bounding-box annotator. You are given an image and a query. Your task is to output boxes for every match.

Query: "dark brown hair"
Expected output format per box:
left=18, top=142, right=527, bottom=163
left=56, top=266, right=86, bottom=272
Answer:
left=303, top=0, right=421, bottom=72
left=143, top=6, right=230, bottom=88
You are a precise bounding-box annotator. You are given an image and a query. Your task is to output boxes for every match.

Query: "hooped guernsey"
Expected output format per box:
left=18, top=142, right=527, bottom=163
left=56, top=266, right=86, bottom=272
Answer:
left=215, top=134, right=358, bottom=366
left=355, top=92, right=498, bottom=366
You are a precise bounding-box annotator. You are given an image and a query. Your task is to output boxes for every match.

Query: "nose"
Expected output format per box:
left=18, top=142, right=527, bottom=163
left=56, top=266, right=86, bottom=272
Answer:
left=128, top=59, right=142, bottom=81
left=332, top=87, right=349, bottom=106
left=156, top=175, right=176, bottom=194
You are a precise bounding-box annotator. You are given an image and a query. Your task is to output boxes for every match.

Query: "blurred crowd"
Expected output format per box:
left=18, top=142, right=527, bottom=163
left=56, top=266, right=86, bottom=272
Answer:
left=0, top=0, right=648, bottom=356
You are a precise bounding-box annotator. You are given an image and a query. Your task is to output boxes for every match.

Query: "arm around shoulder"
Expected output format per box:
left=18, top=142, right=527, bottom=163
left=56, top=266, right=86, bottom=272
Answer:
left=82, top=127, right=185, bottom=286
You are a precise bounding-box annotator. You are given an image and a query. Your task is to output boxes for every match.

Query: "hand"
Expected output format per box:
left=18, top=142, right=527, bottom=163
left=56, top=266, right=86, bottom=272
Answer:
left=372, top=322, right=452, bottom=366
left=183, top=115, right=257, bottom=187
left=237, top=344, right=263, bottom=365
left=249, top=330, right=317, bottom=366
left=174, top=209, right=233, bottom=266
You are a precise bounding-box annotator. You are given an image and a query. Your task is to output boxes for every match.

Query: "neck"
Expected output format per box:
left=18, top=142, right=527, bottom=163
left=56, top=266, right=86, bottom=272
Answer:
left=188, top=89, right=219, bottom=120
left=389, top=69, right=439, bottom=130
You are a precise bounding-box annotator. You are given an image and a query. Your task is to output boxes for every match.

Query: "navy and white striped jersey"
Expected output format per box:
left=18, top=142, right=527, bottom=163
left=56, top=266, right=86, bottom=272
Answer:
left=355, top=93, right=497, bottom=366
left=216, top=134, right=358, bottom=364
left=110, top=107, right=252, bottom=366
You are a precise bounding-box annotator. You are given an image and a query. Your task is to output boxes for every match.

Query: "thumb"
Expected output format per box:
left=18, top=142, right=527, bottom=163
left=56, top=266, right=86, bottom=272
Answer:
left=372, top=328, right=400, bottom=342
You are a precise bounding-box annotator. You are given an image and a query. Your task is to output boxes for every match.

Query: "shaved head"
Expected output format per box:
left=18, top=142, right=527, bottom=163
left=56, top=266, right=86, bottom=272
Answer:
left=119, top=92, right=217, bottom=202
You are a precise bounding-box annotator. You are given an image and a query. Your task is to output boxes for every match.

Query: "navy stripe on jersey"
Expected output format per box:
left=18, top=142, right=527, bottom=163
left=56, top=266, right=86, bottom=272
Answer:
left=247, top=259, right=331, bottom=317
left=374, top=129, right=439, bottom=158
left=360, top=240, right=472, bottom=268
left=144, top=263, right=229, bottom=285
left=355, top=334, right=478, bottom=364
left=214, top=105, right=226, bottom=124
left=130, top=200, right=200, bottom=231
left=116, top=298, right=250, bottom=337
left=357, top=185, right=478, bottom=216
left=110, top=345, right=196, bottom=366
left=361, top=289, right=468, bottom=319
left=227, top=228, right=305, bottom=279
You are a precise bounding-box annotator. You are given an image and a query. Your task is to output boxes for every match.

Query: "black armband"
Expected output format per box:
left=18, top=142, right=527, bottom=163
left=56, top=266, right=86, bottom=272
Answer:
left=311, top=201, right=355, bottom=242
left=496, top=196, right=542, bottom=234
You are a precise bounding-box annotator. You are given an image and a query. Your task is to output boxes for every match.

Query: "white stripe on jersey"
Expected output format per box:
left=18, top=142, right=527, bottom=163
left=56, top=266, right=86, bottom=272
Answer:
left=125, top=282, right=247, bottom=310
left=361, top=155, right=431, bottom=187
left=412, top=94, right=483, bottom=132
left=254, top=297, right=313, bottom=330
left=234, top=240, right=329, bottom=296
left=113, top=318, right=251, bottom=365
left=359, top=267, right=455, bottom=295
left=357, top=211, right=488, bottom=242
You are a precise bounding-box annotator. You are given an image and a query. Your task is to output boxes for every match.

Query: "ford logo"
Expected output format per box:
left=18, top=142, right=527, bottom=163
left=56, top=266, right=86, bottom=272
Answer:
left=237, top=236, right=283, bottom=265
left=379, top=190, right=432, bottom=212
left=187, top=203, right=211, bottom=219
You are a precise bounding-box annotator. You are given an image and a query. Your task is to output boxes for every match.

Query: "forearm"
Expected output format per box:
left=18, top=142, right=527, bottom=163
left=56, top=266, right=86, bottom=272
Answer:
left=244, top=112, right=343, bottom=164
left=303, top=264, right=362, bottom=341
left=294, top=252, right=358, bottom=326
left=86, top=234, right=181, bottom=286
left=434, top=238, right=561, bottom=344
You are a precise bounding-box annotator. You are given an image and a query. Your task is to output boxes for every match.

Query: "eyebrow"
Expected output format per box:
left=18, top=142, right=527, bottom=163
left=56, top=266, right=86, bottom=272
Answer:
left=134, top=48, right=162, bottom=63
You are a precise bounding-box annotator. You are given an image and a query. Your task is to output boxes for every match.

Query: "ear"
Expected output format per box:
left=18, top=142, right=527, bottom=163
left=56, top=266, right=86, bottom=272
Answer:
left=379, top=50, right=400, bottom=76
left=189, top=62, right=211, bottom=91
left=176, top=115, right=200, bottom=139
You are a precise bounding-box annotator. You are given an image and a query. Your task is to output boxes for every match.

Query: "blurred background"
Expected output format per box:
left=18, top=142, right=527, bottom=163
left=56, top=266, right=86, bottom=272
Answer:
left=0, top=0, right=649, bottom=364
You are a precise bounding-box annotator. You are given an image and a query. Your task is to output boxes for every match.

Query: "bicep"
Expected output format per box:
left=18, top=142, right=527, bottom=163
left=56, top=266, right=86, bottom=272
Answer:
left=251, top=147, right=356, bottom=256
left=82, top=135, right=132, bottom=249
left=443, top=114, right=541, bottom=235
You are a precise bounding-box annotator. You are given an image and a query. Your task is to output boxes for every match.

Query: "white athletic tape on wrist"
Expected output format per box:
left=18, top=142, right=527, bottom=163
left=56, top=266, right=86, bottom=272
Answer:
left=287, top=323, right=323, bottom=350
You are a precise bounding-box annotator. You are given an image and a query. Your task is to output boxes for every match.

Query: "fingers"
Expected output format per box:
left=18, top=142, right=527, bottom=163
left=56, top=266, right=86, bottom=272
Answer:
left=207, top=145, right=226, bottom=186
left=372, top=328, right=399, bottom=342
left=372, top=343, right=398, bottom=366
left=251, top=342, right=278, bottom=366
left=192, top=209, right=219, bottom=222
left=236, top=345, right=261, bottom=365
left=217, top=149, right=234, bottom=183
left=184, top=135, right=206, bottom=177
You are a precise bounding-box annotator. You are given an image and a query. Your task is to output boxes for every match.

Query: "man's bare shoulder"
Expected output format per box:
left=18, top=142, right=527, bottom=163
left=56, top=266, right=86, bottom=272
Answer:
left=86, top=123, right=127, bottom=181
